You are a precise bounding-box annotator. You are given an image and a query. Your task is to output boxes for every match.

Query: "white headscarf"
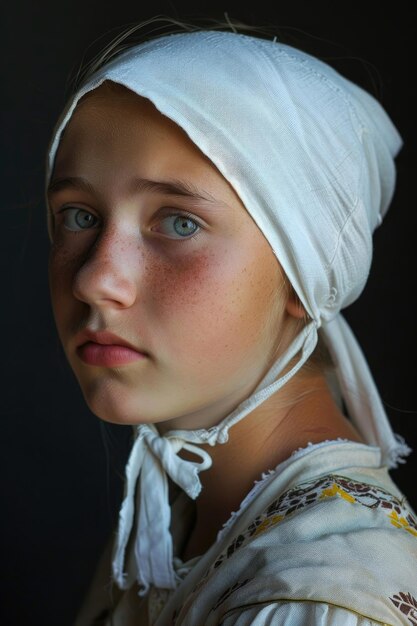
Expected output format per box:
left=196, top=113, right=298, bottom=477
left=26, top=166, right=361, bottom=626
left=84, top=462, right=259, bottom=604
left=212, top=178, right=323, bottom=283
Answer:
left=45, top=30, right=411, bottom=595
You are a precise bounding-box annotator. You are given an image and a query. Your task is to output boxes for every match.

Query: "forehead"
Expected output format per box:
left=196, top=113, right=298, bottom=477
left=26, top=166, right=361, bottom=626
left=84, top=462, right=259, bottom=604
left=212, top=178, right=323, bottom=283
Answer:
left=69, top=81, right=164, bottom=123
left=50, top=81, right=248, bottom=212
left=57, top=81, right=193, bottom=153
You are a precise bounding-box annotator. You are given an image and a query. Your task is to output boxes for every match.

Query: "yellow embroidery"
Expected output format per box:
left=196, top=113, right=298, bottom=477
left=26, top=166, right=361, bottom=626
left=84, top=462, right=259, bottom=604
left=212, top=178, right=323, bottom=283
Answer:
left=388, top=510, right=417, bottom=537
left=253, top=514, right=284, bottom=536
left=320, top=483, right=356, bottom=503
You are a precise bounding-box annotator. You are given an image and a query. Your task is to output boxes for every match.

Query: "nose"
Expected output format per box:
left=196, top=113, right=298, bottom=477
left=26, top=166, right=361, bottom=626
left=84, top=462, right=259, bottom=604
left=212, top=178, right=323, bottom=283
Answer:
left=72, top=228, right=138, bottom=309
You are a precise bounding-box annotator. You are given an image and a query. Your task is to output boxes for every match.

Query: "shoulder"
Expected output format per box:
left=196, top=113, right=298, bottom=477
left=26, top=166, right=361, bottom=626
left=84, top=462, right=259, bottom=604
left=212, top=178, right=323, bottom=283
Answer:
left=213, top=470, right=417, bottom=572
left=178, top=469, right=417, bottom=626
left=251, top=470, right=417, bottom=539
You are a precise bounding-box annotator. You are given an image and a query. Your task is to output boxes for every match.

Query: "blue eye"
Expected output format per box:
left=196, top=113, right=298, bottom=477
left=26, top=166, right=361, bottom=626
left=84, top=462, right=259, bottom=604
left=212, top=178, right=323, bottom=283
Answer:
left=56, top=207, right=201, bottom=239
left=157, top=214, right=200, bottom=238
left=60, top=207, right=97, bottom=231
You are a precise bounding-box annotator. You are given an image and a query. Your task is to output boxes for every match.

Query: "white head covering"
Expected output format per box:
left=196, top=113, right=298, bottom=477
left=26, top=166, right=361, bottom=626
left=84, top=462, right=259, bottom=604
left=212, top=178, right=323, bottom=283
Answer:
left=45, top=30, right=412, bottom=595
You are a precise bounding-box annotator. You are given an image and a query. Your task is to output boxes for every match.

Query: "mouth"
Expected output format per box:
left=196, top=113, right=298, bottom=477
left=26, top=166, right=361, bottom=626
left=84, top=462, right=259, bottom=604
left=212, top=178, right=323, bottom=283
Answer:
left=77, top=342, right=148, bottom=367
left=75, top=329, right=149, bottom=367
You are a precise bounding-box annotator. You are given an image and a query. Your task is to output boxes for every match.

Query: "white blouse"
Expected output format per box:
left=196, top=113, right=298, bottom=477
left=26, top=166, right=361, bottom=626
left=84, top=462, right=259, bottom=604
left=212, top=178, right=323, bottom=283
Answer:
left=221, top=602, right=382, bottom=625
left=75, top=439, right=417, bottom=626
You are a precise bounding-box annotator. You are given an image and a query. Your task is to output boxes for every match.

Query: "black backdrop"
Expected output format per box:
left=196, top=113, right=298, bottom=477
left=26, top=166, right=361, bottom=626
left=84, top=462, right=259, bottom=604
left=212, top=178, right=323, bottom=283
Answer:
left=1, top=2, right=415, bottom=625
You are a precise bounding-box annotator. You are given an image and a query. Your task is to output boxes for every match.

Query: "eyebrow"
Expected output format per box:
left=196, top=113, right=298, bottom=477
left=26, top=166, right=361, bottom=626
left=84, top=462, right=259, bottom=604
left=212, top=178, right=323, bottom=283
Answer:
left=47, top=175, right=219, bottom=204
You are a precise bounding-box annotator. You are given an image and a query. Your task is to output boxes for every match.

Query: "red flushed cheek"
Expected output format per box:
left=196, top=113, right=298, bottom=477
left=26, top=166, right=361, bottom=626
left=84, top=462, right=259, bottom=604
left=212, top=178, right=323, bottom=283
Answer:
left=145, top=244, right=275, bottom=367
left=146, top=247, right=223, bottom=315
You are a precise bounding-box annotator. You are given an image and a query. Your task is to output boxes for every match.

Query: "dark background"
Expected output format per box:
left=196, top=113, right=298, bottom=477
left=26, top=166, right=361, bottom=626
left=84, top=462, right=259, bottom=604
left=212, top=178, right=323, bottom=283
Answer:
left=1, top=2, right=415, bottom=625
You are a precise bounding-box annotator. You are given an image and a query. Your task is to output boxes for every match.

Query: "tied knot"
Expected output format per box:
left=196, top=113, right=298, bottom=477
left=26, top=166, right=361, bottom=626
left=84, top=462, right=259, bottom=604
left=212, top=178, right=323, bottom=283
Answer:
left=112, top=422, right=214, bottom=593
left=140, top=425, right=213, bottom=499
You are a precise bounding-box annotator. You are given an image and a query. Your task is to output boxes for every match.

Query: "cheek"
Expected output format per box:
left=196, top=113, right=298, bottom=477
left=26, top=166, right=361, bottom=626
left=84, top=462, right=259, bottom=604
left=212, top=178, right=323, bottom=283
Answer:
left=148, top=243, right=282, bottom=366
left=48, top=242, right=81, bottom=318
left=150, top=248, right=218, bottom=303
left=145, top=247, right=223, bottom=326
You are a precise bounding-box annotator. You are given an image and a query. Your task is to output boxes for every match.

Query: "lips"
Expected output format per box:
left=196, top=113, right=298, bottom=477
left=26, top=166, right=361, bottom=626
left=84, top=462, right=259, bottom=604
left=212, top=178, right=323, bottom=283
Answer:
left=75, top=328, right=149, bottom=366
left=76, top=328, right=148, bottom=354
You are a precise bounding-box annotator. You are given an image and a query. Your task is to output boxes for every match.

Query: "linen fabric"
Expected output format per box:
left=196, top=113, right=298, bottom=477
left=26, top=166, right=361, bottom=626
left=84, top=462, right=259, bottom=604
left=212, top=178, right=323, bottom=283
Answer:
left=44, top=31, right=412, bottom=596
left=73, top=440, right=417, bottom=625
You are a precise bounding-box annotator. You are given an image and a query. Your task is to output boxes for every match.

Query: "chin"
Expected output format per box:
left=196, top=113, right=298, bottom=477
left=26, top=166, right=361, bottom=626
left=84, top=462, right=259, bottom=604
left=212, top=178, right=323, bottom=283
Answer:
left=86, top=394, right=153, bottom=426
left=89, top=408, right=140, bottom=426
left=77, top=378, right=165, bottom=426
left=74, top=377, right=122, bottom=423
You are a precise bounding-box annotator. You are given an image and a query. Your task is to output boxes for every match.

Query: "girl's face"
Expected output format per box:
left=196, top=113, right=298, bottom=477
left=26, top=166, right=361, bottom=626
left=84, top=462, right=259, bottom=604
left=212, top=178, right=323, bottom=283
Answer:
left=47, top=82, right=292, bottom=430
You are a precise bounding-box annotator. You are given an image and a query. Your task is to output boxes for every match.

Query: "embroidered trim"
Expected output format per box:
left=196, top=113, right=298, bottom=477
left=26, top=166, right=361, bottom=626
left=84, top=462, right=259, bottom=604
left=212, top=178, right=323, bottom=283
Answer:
left=216, top=438, right=353, bottom=543
left=199, top=474, right=417, bottom=587
left=389, top=591, right=417, bottom=624
left=172, top=473, right=414, bottom=625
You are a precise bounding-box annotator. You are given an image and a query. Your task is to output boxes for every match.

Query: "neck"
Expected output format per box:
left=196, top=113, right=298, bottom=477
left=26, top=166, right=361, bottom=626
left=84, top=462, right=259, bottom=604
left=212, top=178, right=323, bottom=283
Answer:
left=179, top=370, right=365, bottom=561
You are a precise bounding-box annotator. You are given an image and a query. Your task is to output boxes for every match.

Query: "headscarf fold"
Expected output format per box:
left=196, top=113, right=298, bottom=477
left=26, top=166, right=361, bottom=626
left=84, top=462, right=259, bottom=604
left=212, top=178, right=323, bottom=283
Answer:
left=45, top=30, right=411, bottom=594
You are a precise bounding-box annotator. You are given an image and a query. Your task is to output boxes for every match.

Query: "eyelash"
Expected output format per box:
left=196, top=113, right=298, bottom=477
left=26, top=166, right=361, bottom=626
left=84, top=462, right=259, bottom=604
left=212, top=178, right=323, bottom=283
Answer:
left=56, top=206, right=203, bottom=241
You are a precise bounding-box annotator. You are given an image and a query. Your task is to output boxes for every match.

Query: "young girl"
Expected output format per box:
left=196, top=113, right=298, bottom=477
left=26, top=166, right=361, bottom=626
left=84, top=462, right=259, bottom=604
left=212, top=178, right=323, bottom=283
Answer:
left=45, top=19, right=417, bottom=626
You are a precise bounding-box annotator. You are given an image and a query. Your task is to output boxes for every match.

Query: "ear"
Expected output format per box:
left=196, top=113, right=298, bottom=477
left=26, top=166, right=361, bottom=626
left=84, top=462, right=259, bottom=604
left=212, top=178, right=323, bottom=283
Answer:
left=285, top=291, right=306, bottom=319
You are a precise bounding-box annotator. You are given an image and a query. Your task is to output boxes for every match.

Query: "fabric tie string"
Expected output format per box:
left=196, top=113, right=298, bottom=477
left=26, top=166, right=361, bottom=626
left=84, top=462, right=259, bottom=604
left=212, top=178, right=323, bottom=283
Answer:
left=111, top=318, right=317, bottom=594
left=111, top=312, right=411, bottom=595
left=320, top=314, right=412, bottom=467
left=112, top=423, right=212, bottom=595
